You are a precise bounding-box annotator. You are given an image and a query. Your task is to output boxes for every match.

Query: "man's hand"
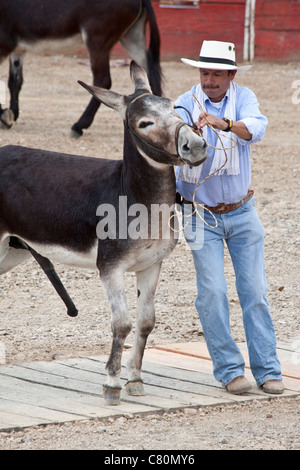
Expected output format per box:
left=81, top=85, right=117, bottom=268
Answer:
left=195, top=112, right=252, bottom=140
left=196, top=112, right=227, bottom=131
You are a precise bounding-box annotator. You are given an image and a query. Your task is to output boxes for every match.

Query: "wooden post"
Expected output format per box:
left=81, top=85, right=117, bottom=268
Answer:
left=244, top=0, right=256, bottom=62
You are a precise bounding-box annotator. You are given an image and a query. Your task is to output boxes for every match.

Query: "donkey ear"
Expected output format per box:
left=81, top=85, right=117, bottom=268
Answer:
left=130, top=61, right=152, bottom=94
left=78, top=81, right=127, bottom=119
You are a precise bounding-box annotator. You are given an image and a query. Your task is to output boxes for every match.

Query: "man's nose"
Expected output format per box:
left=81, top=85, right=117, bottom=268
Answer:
left=206, top=77, right=215, bottom=86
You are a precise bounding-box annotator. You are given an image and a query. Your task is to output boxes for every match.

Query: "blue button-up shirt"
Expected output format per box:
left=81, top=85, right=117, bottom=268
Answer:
left=175, top=83, right=268, bottom=206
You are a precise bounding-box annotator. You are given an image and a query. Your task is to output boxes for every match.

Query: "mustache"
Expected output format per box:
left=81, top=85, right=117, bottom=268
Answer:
left=203, top=85, right=220, bottom=90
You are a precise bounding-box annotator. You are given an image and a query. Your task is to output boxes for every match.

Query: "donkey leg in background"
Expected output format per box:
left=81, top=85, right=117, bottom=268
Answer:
left=120, top=3, right=162, bottom=96
left=120, top=9, right=148, bottom=75
left=71, top=39, right=112, bottom=137
left=125, top=263, right=161, bottom=396
left=0, top=105, right=14, bottom=129
left=8, top=52, right=24, bottom=122
left=101, top=268, right=133, bottom=405
left=0, top=237, right=31, bottom=274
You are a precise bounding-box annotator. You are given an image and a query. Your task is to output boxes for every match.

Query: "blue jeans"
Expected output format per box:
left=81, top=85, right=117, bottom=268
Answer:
left=183, top=197, right=282, bottom=387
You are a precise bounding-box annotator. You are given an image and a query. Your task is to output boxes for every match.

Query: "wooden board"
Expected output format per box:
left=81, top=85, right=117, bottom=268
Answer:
left=0, top=339, right=299, bottom=431
left=153, top=339, right=300, bottom=380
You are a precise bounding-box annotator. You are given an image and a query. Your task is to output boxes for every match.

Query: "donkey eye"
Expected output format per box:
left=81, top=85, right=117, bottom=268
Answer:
left=138, top=121, right=153, bottom=129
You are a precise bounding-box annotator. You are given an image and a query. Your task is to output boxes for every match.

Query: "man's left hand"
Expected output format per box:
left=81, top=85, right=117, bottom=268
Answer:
left=196, top=112, right=228, bottom=131
left=195, top=112, right=252, bottom=140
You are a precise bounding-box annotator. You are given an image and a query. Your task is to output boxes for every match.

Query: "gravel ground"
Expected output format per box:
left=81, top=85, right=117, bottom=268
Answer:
left=0, top=397, right=299, bottom=450
left=0, top=55, right=299, bottom=450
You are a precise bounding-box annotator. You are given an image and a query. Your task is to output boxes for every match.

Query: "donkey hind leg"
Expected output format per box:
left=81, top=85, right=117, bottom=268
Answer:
left=101, top=269, right=132, bottom=405
left=120, top=6, right=162, bottom=97
left=8, top=52, right=24, bottom=122
left=120, top=9, right=148, bottom=73
left=125, top=263, right=161, bottom=397
left=0, top=237, right=31, bottom=275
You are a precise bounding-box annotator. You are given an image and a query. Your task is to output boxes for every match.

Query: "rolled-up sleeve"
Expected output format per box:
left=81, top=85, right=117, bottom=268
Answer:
left=237, top=87, right=268, bottom=145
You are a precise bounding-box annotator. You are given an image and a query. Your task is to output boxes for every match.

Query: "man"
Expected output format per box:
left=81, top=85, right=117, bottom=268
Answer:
left=175, top=40, right=284, bottom=395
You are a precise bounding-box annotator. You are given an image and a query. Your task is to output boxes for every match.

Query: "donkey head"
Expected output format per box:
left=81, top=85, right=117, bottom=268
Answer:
left=78, top=61, right=207, bottom=168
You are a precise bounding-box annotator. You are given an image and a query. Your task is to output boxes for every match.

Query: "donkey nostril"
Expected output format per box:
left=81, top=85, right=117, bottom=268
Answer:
left=182, top=143, right=190, bottom=152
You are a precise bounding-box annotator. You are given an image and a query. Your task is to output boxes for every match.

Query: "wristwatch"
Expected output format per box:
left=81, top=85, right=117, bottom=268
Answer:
left=222, top=117, right=233, bottom=132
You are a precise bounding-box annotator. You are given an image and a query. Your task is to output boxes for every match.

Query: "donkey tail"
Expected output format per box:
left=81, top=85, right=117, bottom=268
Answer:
left=142, top=0, right=162, bottom=96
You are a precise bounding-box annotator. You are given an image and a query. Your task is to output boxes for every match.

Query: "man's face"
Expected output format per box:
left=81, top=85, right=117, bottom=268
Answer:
left=200, top=69, right=237, bottom=102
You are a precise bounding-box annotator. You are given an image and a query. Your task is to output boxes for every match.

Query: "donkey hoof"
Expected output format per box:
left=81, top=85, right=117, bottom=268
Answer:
left=0, top=109, right=14, bottom=129
left=125, top=380, right=145, bottom=396
left=103, top=384, right=121, bottom=405
left=70, top=124, right=83, bottom=139
left=70, top=129, right=81, bottom=139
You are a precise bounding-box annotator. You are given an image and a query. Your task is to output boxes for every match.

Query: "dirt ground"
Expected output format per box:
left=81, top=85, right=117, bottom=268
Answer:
left=0, top=54, right=299, bottom=450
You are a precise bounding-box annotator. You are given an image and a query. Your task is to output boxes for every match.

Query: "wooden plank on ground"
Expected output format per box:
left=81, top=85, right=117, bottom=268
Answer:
left=0, top=410, right=48, bottom=429
left=0, top=372, right=157, bottom=421
left=0, top=339, right=299, bottom=431
left=152, top=341, right=300, bottom=381
left=60, top=356, right=235, bottom=406
left=0, top=398, right=83, bottom=425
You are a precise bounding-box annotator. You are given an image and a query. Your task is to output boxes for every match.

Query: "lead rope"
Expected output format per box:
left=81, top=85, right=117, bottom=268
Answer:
left=170, top=93, right=238, bottom=232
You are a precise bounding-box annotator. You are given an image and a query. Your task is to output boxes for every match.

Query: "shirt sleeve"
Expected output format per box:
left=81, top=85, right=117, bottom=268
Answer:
left=236, top=86, right=268, bottom=145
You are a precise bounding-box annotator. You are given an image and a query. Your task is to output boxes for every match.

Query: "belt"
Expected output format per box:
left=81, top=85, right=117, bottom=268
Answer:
left=183, top=189, right=254, bottom=214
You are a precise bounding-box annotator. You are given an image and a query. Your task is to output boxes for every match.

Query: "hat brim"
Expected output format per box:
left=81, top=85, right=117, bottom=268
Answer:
left=181, top=58, right=252, bottom=73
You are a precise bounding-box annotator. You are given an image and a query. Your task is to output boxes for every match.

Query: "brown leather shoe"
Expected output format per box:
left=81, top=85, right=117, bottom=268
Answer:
left=262, top=380, right=285, bottom=394
left=225, top=376, right=252, bottom=395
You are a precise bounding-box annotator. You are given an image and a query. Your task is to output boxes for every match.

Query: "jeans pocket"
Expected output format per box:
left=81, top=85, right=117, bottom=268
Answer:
left=182, top=202, right=205, bottom=250
left=240, top=196, right=255, bottom=212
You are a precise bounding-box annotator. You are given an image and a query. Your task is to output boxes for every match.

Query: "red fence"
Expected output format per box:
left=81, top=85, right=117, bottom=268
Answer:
left=111, top=1, right=300, bottom=62
left=255, top=0, right=300, bottom=61
left=151, top=0, right=246, bottom=61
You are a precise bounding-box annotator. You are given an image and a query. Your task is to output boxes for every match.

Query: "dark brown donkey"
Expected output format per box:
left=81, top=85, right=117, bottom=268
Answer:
left=0, top=0, right=161, bottom=136
left=0, top=62, right=207, bottom=405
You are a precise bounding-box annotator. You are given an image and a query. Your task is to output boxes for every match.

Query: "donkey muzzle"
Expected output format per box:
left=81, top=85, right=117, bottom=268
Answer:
left=177, top=125, right=207, bottom=166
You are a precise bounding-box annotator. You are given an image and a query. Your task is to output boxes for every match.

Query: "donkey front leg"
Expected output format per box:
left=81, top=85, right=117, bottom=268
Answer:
left=71, top=40, right=111, bottom=137
left=125, top=263, right=161, bottom=397
left=1, top=52, right=24, bottom=129
left=101, top=270, right=132, bottom=405
left=8, top=52, right=24, bottom=122
left=0, top=105, right=14, bottom=129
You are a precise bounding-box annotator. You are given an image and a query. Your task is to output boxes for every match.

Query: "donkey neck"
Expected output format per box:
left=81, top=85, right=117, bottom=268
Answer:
left=122, top=126, right=176, bottom=206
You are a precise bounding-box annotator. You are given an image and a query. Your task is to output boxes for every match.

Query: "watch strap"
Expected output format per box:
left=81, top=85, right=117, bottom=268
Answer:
left=222, top=117, right=233, bottom=132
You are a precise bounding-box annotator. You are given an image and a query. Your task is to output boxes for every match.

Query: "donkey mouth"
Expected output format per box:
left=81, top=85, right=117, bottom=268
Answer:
left=180, top=149, right=207, bottom=167
left=192, top=156, right=207, bottom=166
left=180, top=155, right=206, bottom=168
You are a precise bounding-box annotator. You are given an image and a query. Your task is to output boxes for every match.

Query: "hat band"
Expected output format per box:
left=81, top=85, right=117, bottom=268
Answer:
left=198, top=56, right=237, bottom=67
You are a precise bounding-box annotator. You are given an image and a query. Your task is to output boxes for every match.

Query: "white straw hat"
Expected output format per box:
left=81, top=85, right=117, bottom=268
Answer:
left=181, top=40, right=252, bottom=73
